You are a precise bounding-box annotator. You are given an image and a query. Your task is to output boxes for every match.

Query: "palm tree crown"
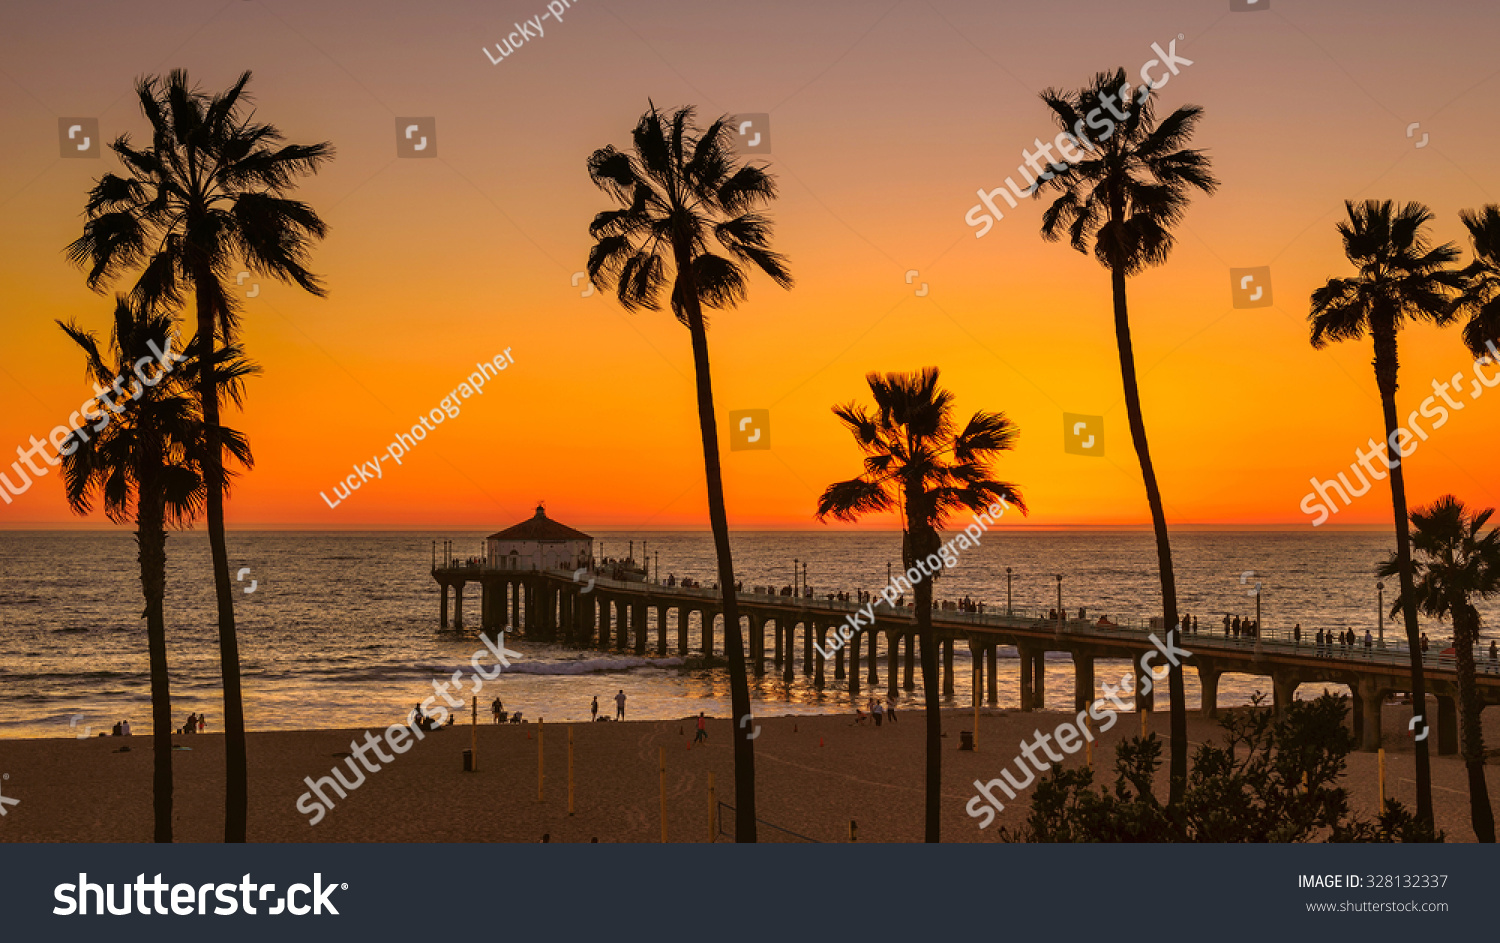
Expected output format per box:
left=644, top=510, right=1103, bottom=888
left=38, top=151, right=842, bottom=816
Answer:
left=817, top=368, right=1027, bottom=534
left=65, top=69, right=333, bottom=342
left=1034, top=68, right=1218, bottom=273
left=1383, top=496, right=1500, bottom=621
left=586, top=102, right=792, bottom=319
left=1458, top=205, right=1500, bottom=358
left=1310, top=201, right=1466, bottom=350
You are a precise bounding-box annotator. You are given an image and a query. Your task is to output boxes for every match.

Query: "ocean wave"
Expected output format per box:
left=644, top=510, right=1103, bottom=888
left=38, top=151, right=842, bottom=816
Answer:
left=504, top=656, right=685, bottom=676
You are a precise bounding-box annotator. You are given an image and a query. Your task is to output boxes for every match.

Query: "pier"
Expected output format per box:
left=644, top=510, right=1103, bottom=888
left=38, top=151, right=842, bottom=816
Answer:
left=431, top=562, right=1500, bottom=754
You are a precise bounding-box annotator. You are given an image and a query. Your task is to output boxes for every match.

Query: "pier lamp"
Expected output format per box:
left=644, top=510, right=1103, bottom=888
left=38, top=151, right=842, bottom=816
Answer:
left=794, top=558, right=799, bottom=596
left=1376, top=581, right=1385, bottom=649
left=803, top=561, right=808, bottom=597
left=1254, top=582, right=1263, bottom=658
left=1006, top=567, right=1013, bottom=616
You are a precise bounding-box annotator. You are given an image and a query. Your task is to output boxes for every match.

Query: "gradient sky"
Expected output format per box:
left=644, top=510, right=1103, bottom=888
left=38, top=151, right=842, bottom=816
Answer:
left=1, top=0, right=1497, bottom=530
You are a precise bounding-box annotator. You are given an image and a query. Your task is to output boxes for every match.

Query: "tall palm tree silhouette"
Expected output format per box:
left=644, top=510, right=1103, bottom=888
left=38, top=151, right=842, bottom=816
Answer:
left=1310, top=199, right=1467, bottom=831
left=1032, top=69, right=1217, bottom=802
left=1380, top=496, right=1498, bottom=842
left=66, top=70, right=332, bottom=841
left=586, top=102, right=793, bottom=842
left=1457, top=205, right=1500, bottom=358
left=57, top=299, right=254, bottom=842
left=817, top=367, right=1025, bottom=841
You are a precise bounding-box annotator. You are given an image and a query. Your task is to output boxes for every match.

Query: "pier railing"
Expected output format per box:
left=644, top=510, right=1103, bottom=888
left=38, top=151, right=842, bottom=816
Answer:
left=528, top=568, right=1500, bottom=676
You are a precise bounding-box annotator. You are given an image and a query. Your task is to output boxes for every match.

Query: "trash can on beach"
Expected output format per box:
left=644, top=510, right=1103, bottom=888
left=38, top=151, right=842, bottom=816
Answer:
left=462, top=749, right=474, bottom=772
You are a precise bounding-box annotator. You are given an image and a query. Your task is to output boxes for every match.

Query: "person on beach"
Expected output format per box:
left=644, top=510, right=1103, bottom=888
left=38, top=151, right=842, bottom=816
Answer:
left=121, top=720, right=131, bottom=736
left=872, top=698, right=884, bottom=727
left=491, top=697, right=503, bottom=723
left=1421, top=633, right=1430, bottom=654
left=197, top=714, right=206, bottom=734
left=886, top=693, right=898, bottom=723
left=615, top=689, right=627, bottom=720
left=183, top=712, right=196, bottom=735
left=693, top=712, right=708, bottom=745
left=412, top=702, right=427, bottom=730
left=590, top=696, right=599, bottom=721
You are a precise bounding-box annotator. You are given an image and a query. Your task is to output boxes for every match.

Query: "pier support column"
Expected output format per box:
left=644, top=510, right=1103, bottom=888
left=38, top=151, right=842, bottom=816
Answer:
left=1074, top=653, right=1095, bottom=713
left=1437, top=694, right=1459, bottom=756
left=942, top=637, right=954, bottom=697
left=633, top=602, right=647, bottom=655
left=887, top=630, right=899, bottom=699
left=440, top=583, right=449, bottom=629
left=679, top=609, right=690, bottom=657
left=986, top=644, right=997, bottom=706
left=1019, top=647, right=1034, bottom=711
left=601, top=597, right=614, bottom=648
left=772, top=617, right=783, bottom=668
left=557, top=589, right=570, bottom=642
left=803, top=620, right=814, bottom=677
left=1356, top=678, right=1383, bottom=752
left=1136, top=654, right=1153, bottom=714
left=750, top=615, right=764, bottom=674
left=703, top=610, right=716, bottom=657
left=903, top=633, right=916, bottom=690
left=1198, top=662, right=1221, bottom=719
left=453, top=583, right=465, bottom=629
left=1272, top=674, right=1298, bottom=717
left=657, top=605, right=668, bottom=656
left=499, top=581, right=509, bottom=629
left=814, top=624, right=826, bottom=687
left=867, top=629, right=879, bottom=686
left=784, top=621, right=795, bottom=684
left=835, top=634, right=846, bottom=680
left=1032, top=650, right=1046, bottom=710
left=849, top=632, right=862, bottom=696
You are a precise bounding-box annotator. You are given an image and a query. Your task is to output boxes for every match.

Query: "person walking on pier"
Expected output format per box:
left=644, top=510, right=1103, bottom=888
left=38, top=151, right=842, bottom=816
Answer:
left=615, top=689, right=627, bottom=720
left=1364, top=629, right=1373, bottom=653
left=1223, top=614, right=1231, bottom=637
left=1315, top=628, right=1324, bottom=657
left=1293, top=623, right=1302, bottom=646
left=590, top=696, right=599, bottom=722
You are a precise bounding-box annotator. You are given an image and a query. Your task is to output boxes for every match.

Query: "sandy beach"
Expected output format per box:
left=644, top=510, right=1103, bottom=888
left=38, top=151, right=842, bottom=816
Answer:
left=3, top=699, right=1497, bottom=843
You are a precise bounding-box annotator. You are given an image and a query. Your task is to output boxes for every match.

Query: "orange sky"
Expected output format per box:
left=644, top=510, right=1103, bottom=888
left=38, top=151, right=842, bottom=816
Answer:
left=1, top=0, right=1497, bottom=531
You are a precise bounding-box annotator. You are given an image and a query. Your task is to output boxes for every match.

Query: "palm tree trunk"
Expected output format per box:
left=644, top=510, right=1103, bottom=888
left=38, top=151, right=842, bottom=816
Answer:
left=913, top=539, right=941, bottom=842
left=1371, top=319, right=1434, bottom=831
left=195, top=273, right=247, bottom=843
left=1455, top=603, right=1494, bottom=841
left=136, top=476, right=173, bottom=843
left=684, top=301, right=756, bottom=843
left=1109, top=263, right=1186, bottom=803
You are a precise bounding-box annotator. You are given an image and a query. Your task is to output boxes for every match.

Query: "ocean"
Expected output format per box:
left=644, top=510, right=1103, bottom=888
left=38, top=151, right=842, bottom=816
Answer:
left=0, top=529, right=1476, bottom=740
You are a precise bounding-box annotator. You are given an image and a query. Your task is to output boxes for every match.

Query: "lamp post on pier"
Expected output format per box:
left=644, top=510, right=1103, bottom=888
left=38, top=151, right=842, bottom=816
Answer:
left=1006, top=567, right=1013, bottom=616
left=1376, top=581, right=1385, bottom=649
left=794, top=558, right=799, bottom=597
left=802, top=562, right=808, bottom=598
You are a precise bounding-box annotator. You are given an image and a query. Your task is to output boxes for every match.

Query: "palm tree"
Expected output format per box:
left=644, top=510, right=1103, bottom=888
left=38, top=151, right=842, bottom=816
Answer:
left=57, top=300, right=254, bottom=842
left=1032, top=69, right=1218, bottom=802
left=1457, top=205, right=1500, bottom=358
left=586, top=103, right=793, bottom=842
left=1309, top=199, right=1468, bottom=831
left=1380, top=496, right=1498, bottom=842
left=66, top=70, right=332, bottom=841
left=817, top=367, right=1026, bottom=841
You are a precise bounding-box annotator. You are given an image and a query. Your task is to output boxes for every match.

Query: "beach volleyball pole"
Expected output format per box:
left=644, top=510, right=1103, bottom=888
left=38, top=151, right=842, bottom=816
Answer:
left=538, top=718, right=545, bottom=801
left=972, top=661, right=979, bottom=751
left=567, top=726, right=575, bottom=815
left=708, top=771, right=716, bottom=842
left=1378, top=748, right=1387, bottom=805
left=471, top=696, right=477, bottom=772
left=659, top=746, right=667, bottom=843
